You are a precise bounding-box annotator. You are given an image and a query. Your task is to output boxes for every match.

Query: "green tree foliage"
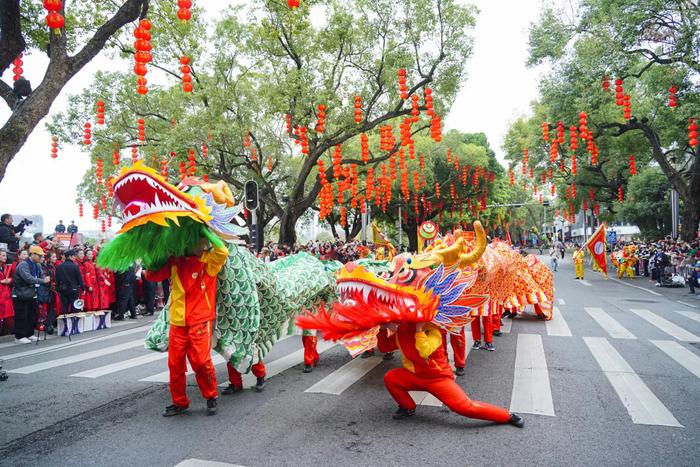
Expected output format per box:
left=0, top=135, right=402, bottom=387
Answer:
left=618, top=167, right=672, bottom=240
left=50, top=0, right=479, bottom=245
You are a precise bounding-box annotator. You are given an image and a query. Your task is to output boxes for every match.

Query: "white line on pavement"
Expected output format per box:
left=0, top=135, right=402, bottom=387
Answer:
left=584, top=307, right=636, bottom=339
left=305, top=354, right=383, bottom=395
left=8, top=339, right=145, bottom=374
left=557, top=298, right=566, bottom=305
left=677, top=301, right=698, bottom=309
left=546, top=307, right=572, bottom=337
left=675, top=310, right=700, bottom=324
left=509, top=333, right=555, bottom=417
left=141, top=353, right=227, bottom=383
left=175, top=459, right=248, bottom=467
left=583, top=337, right=682, bottom=427
left=71, top=352, right=168, bottom=378
left=650, top=340, right=700, bottom=378
left=629, top=309, right=700, bottom=342
left=610, top=278, right=662, bottom=296
left=577, top=280, right=593, bottom=287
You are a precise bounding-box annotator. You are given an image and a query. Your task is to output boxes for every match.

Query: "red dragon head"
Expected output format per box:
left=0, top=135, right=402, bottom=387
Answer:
left=296, top=221, right=489, bottom=353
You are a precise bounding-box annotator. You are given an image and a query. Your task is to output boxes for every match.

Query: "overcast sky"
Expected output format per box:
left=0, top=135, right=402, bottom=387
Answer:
left=0, top=0, right=547, bottom=235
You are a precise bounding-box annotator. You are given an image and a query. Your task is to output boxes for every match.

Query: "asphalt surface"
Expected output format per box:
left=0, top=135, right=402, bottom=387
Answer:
left=1, top=254, right=699, bottom=467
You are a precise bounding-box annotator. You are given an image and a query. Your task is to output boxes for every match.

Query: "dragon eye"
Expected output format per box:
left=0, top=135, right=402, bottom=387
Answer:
left=397, top=267, right=415, bottom=283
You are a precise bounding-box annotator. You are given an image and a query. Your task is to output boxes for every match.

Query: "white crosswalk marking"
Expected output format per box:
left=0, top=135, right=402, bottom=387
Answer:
left=584, top=307, right=636, bottom=339
left=583, top=337, right=682, bottom=427
left=650, top=340, right=700, bottom=378
left=674, top=310, right=700, bottom=325
left=175, top=459, right=248, bottom=467
left=546, top=307, right=572, bottom=336
left=409, top=391, right=442, bottom=406
left=630, top=309, right=700, bottom=342
left=509, top=333, right=555, bottom=416
left=8, top=339, right=145, bottom=374
left=240, top=340, right=336, bottom=387
left=578, top=280, right=592, bottom=287
left=557, top=298, right=566, bottom=305
left=140, top=353, right=227, bottom=383
left=71, top=352, right=168, bottom=378
left=305, top=355, right=382, bottom=395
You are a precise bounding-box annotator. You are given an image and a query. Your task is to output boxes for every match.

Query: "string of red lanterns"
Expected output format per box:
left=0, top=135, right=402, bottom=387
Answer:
left=50, top=136, right=58, bottom=159
left=668, top=86, right=678, bottom=108
left=353, top=96, right=362, bottom=123
left=315, top=104, right=326, bottom=133
left=133, top=19, right=152, bottom=95
left=12, top=53, right=23, bottom=81
left=83, top=122, right=92, bottom=145
left=177, top=0, right=193, bottom=22
left=96, top=100, right=105, bottom=125
left=43, top=0, right=65, bottom=33
left=180, top=56, right=193, bottom=93
left=397, top=69, right=408, bottom=100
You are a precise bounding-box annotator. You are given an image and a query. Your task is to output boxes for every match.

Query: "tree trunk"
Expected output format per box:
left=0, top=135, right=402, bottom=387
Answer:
left=277, top=210, right=299, bottom=246
left=406, top=218, right=418, bottom=252
left=680, top=178, right=700, bottom=241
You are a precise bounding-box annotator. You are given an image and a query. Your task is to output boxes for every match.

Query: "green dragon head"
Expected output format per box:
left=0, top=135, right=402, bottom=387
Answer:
left=97, top=162, right=246, bottom=271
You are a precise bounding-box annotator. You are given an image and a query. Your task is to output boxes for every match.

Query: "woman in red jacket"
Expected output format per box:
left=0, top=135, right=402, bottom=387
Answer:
left=0, top=250, right=14, bottom=336
left=82, top=250, right=99, bottom=311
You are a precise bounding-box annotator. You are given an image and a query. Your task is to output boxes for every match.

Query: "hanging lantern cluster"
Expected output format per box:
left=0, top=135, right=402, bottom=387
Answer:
left=133, top=19, right=152, bottom=95
left=618, top=185, right=624, bottom=202
left=569, top=125, right=578, bottom=152
left=578, top=111, right=588, bottom=140
left=430, top=114, right=442, bottom=142
left=107, top=177, right=114, bottom=198
left=243, top=131, right=251, bottom=148
left=397, top=69, right=408, bottom=100
left=332, top=145, right=342, bottom=179
left=180, top=56, right=193, bottom=93
left=160, top=156, right=168, bottom=178
left=411, top=94, right=420, bottom=122
left=315, top=104, right=326, bottom=133
left=83, top=122, right=92, bottom=145
left=353, top=96, right=362, bottom=123
left=92, top=203, right=99, bottom=220
left=266, top=156, right=273, bottom=172
left=177, top=0, right=192, bottom=22
left=137, top=118, right=146, bottom=141
left=379, top=125, right=396, bottom=151
left=130, top=144, right=138, bottom=164
left=179, top=161, right=187, bottom=180
left=78, top=202, right=84, bottom=218
left=101, top=194, right=107, bottom=211
left=400, top=118, right=413, bottom=146
left=43, top=0, right=65, bottom=33
left=107, top=215, right=112, bottom=228
left=250, top=147, right=258, bottom=163
left=541, top=122, right=549, bottom=142
left=424, top=88, right=434, bottom=116
left=668, top=86, right=678, bottom=108
left=629, top=155, right=637, bottom=175
left=360, top=133, right=369, bottom=164
left=522, top=148, right=529, bottom=174
left=202, top=143, right=208, bottom=158
left=623, top=94, right=631, bottom=119
left=288, top=0, right=300, bottom=8
left=689, top=118, right=698, bottom=150
left=549, top=140, right=558, bottom=164
left=551, top=184, right=556, bottom=196
left=50, top=136, right=58, bottom=159
left=300, top=126, right=309, bottom=155
left=614, top=78, right=624, bottom=105
left=571, top=154, right=577, bottom=175
left=556, top=121, right=564, bottom=143
left=602, top=75, right=610, bottom=92
left=101, top=219, right=106, bottom=233
left=96, top=100, right=105, bottom=125
left=12, top=54, right=23, bottom=81
left=188, top=149, right=196, bottom=175
left=96, top=158, right=103, bottom=186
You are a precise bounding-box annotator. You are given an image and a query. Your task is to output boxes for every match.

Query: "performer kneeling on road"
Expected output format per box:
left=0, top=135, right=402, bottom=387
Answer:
left=145, top=226, right=228, bottom=417
left=377, top=322, right=524, bottom=427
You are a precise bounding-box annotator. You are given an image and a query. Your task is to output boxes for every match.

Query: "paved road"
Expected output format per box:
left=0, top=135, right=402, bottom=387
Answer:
left=1, top=255, right=699, bottom=467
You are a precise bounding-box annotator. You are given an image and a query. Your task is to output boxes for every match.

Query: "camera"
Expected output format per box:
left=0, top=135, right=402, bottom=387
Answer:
left=22, top=218, right=33, bottom=225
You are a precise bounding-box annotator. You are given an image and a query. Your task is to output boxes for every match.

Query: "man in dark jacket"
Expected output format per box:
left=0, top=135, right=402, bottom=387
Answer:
left=115, top=265, right=137, bottom=320
left=55, top=249, right=85, bottom=315
left=11, top=245, right=49, bottom=344
left=0, top=214, right=29, bottom=261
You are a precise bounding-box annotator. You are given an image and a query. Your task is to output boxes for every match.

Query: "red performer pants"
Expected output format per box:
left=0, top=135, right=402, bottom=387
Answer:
left=168, top=321, right=218, bottom=408
left=302, top=335, right=320, bottom=367
left=471, top=315, right=493, bottom=343
left=227, top=361, right=267, bottom=388
left=440, top=328, right=466, bottom=368
left=491, top=307, right=501, bottom=332
left=384, top=368, right=510, bottom=423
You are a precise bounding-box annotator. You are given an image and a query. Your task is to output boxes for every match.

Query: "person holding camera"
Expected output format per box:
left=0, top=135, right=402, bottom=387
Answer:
left=0, top=214, right=31, bottom=262
left=11, top=245, right=49, bottom=344
left=55, top=249, right=85, bottom=316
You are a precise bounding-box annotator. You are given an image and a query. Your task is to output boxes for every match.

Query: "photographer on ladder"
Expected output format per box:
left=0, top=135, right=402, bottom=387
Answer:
left=0, top=214, right=31, bottom=262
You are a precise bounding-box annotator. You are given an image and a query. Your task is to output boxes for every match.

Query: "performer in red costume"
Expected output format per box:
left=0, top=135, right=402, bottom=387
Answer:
left=82, top=250, right=99, bottom=311
left=145, top=227, right=228, bottom=416
left=378, top=322, right=522, bottom=425
left=470, top=314, right=495, bottom=351
left=302, top=330, right=320, bottom=373
left=223, top=361, right=266, bottom=393
left=440, top=327, right=466, bottom=376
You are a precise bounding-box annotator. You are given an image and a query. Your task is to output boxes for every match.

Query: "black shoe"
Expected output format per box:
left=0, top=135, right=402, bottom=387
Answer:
left=129, top=315, right=138, bottom=320
left=303, top=365, right=313, bottom=373
left=455, top=367, right=465, bottom=376
left=383, top=352, right=395, bottom=361
left=162, top=404, right=188, bottom=417
left=509, top=413, right=524, bottom=428
left=483, top=342, right=495, bottom=351
left=392, top=407, right=415, bottom=420
left=222, top=384, right=242, bottom=395
left=360, top=350, right=375, bottom=359
left=493, top=330, right=502, bottom=337
left=113, top=315, right=124, bottom=321
left=206, top=398, right=217, bottom=416
left=255, top=377, right=265, bottom=392
left=472, top=340, right=481, bottom=350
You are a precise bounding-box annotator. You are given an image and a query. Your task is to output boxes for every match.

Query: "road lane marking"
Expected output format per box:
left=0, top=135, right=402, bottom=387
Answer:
left=8, top=339, right=145, bottom=374
left=610, top=278, right=662, bottom=296
left=175, top=460, right=248, bottom=467
left=584, top=307, right=636, bottom=339
left=650, top=340, right=700, bottom=378
left=583, top=337, right=682, bottom=427
left=141, top=353, right=227, bottom=383
left=546, top=307, right=572, bottom=336
left=305, top=355, right=383, bottom=395
left=71, top=352, right=168, bottom=378
left=509, top=333, right=555, bottom=417
left=675, top=310, right=700, bottom=324
left=677, top=301, right=698, bottom=309
left=0, top=326, right=147, bottom=361
left=557, top=298, right=566, bottom=305
left=629, top=309, right=700, bottom=342
left=577, top=280, right=592, bottom=287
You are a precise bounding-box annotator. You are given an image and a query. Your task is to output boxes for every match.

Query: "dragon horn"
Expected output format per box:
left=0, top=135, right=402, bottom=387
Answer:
left=458, top=221, right=486, bottom=266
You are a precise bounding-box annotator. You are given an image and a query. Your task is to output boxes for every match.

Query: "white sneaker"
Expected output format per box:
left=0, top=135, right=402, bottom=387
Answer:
left=15, top=338, right=31, bottom=344
left=28, top=335, right=38, bottom=342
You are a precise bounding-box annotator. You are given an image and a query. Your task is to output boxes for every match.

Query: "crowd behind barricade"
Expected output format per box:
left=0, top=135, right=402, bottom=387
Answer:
left=0, top=213, right=170, bottom=342
left=250, top=239, right=399, bottom=263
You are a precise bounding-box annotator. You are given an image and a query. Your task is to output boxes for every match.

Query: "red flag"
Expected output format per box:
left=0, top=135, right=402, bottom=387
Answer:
left=585, top=224, right=607, bottom=278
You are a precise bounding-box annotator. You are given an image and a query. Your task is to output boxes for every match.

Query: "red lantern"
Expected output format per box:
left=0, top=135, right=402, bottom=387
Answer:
left=411, top=94, right=420, bottom=123
left=360, top=133, right=369, bottom=164
left=137, top=117, right=145, bottom=141
left=160, top=156, right=168, bottom=178
left=316, top=104, right=326, bottom=133
left=397, top=69, right=408, bottom=100
left=615, top=78, right=624, bottom=105
left=288, top=0, right=300, bottom=8
left=623, top=94, right=631, bottom=120
left=177, top=0, right=192, bottom=22
left=688, top=118, right=698, bottom=150
left=571, top=154, right=577, bottom=176
left=83, top=122, right=92, bottom=145
left=96, top=100, right=105, bottom=125
left=44, top=0, right=65, bottom=34
left=578, top=111, right=588, bottom=140
left=12, top=54, right=23, bottom=81
left=78, top=202, right=83, bottom=218
left=430, top=114, right=442, bottom=142
left=602, top=75, right=610, bottom=92
left=354, top=96, right=363, bottom=123
left=541, top=122, right=549, bottom=142
left=300, top=126, right=309, bottom=155
left=668, top=86, right=678, bottom=108
left=629, top=155, right=637, bottom=175
left=50, top=135, right=58, bottom=159
left=181, top=56, right=193, bottom=92
left=424, top=88, right=434, bottom=117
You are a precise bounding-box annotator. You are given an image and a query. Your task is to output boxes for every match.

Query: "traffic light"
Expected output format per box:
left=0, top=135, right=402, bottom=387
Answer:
left=244, top=180, right=258, bottom=210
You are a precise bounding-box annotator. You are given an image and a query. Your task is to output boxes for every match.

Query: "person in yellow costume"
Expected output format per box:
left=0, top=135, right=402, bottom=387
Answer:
left=573, top=246, right=585, bottom=279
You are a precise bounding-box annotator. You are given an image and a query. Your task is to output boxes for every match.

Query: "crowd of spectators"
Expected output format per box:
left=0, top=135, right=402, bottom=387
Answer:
left=251, top=239, right=397, bottom=263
